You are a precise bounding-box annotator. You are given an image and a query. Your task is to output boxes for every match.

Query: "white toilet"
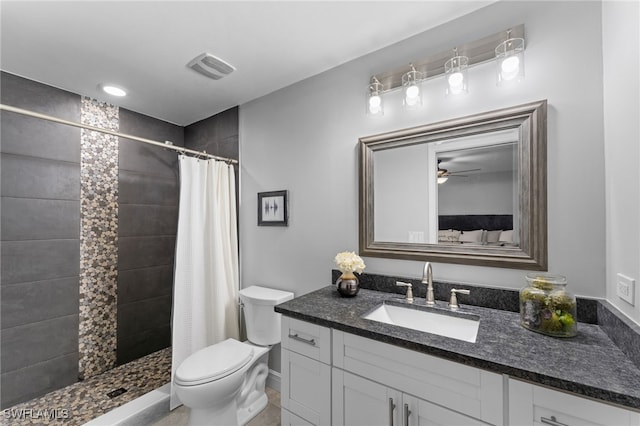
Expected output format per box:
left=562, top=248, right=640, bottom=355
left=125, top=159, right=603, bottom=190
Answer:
left=173, top=285, right=294, bottom=426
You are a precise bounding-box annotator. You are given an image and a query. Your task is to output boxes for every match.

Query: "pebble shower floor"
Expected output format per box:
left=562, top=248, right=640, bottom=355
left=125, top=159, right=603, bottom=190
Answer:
left=1, top=348, right=171, bottom=425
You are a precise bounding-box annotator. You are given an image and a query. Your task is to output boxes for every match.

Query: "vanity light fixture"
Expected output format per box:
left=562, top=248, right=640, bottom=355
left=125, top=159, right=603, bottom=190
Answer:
left=366, top=25, right=525, bottom=116
left=100, top=84, right=127, bottom=97
left=445, top=48, right=468, bottom=96
left=495, top=29, right=525, bottom=85
left=402, top=64, right=424, bottom=109
left=367, top=77, right=385, bottom=116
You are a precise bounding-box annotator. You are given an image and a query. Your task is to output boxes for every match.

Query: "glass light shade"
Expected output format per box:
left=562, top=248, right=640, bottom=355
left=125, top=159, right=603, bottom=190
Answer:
left=444, top=55, right=469, bottom=96
left=402, top=69, right=423, bottom=109
left=495, top=37, right=525, bottom=85
left=437, top=176, right=448, bottom=184
left=366, top=81, right=384, bottom=116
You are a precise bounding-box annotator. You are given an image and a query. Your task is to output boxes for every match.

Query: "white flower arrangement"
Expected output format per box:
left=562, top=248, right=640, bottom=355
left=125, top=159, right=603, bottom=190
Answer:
left=334, top=251, right=366, bottom=274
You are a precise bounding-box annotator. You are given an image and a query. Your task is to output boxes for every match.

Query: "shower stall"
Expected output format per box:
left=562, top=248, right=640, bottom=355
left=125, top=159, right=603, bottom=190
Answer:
left=0, top=72, right=239, bottom=422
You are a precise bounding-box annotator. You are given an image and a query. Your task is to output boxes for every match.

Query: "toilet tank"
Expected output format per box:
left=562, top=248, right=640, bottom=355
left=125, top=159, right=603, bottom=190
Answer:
left=239, top=286, right=294, bottom=346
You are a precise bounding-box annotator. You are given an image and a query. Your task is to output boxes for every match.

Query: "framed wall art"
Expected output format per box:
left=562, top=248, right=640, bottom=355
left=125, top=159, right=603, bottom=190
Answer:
left=258, top=190, right=288, bottom=226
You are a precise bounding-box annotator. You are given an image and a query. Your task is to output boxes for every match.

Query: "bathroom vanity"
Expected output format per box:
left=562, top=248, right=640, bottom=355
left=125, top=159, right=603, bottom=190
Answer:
left=276, top=286, right=640, bottom=426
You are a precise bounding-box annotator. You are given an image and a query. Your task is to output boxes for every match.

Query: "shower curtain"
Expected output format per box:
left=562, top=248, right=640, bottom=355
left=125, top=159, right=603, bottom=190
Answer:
left=170, top=155, right=240, bottom=409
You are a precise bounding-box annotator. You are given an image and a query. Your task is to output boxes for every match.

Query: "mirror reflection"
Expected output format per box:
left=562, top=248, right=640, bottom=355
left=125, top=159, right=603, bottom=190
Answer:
left=360, top=100, right=547, bottom=270
left=437, top=142, right=518, bottom=247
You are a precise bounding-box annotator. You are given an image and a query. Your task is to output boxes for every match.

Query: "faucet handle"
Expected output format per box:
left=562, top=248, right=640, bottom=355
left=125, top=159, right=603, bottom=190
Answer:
left=396, top=281, right=414, bottom=303
left=449, top=288, right=470, bottom=310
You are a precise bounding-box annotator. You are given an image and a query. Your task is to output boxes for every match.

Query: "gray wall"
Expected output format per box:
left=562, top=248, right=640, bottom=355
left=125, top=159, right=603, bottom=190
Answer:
left=239, top=1, right=607, bottom=299
left=602, top=1, right=640, bottom=323
left=438, top=171, right=514, bottom=216
left=1, top=72, right=81, bottom=408
left=116, top=109, right=183, bottom=365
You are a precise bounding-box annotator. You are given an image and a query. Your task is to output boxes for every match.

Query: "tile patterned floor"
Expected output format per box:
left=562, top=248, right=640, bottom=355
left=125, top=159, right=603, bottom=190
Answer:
left=151, top=387, right=281, bottom=426
left=1, top=348, right=171, bottom=425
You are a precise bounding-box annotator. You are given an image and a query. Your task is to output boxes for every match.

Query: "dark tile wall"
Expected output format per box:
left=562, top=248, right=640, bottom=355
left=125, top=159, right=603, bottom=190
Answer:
left=116, top=108, right=183, bottom=365
left=184, top=106, right=239, bottom=160
left=0, top=72, right=81, bottom=408
left=184, top=106, right=239, bottom=208
left=0, top=72, right=239, bottom=406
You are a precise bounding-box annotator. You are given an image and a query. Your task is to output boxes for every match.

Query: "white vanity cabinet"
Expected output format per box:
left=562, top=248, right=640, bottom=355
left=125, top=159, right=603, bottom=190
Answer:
left=280, top=316, right=332, bottom=426
left=332, top=330, right=504, bottom=426
left=280, top=314, right=640, bottom=426
left=508, top=379, right=640, bottom=426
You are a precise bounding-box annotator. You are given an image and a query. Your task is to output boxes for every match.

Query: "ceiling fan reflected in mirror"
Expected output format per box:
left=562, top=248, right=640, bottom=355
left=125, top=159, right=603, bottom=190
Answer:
left=437, top=159, right=481, bottom=184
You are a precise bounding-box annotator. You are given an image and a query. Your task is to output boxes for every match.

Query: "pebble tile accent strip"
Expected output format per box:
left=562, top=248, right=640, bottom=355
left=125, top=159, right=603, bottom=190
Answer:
left=79, top=97, right=119, bottom=380
left=1, top=348, right=171, bottom=425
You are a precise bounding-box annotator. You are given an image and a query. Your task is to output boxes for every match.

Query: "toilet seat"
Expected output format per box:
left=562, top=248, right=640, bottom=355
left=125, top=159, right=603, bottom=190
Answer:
left=175, top=339, right=253, bottom=386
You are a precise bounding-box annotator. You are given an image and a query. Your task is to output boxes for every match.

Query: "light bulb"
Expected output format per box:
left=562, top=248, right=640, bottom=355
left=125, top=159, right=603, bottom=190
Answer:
left=368, top=95, right=382, bottom=114
left=405, top=84, right=420, bottom=106
left=405, top=85, right=419, bottom=99
left=447, top=72, right=465, bottom=94
left=448, top=72, right=464, bottom=87
left=500, top=56, right=520, bottom=81
left=437, top=177, right=448, bottom=184
left=405, top=95, right=419, bottom=106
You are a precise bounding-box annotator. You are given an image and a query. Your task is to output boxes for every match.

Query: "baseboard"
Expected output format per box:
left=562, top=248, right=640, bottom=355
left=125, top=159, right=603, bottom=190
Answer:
left=266, top=369, right=281, bottom=392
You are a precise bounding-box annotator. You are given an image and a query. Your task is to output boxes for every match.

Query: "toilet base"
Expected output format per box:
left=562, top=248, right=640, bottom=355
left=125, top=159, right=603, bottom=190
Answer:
left=237, top=349, right=270, bottom=425
left=238, top=392, right=268, bottom=425
left=188, top=401, right=238, bottom=426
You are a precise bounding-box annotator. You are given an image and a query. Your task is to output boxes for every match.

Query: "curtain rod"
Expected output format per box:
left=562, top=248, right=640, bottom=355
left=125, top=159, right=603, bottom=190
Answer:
left=0, top=104, right=239, bottom=165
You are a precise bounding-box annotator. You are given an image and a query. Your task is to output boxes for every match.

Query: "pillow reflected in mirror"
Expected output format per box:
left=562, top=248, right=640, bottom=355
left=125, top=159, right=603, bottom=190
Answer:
left=459, top=229, right=483, bottom=244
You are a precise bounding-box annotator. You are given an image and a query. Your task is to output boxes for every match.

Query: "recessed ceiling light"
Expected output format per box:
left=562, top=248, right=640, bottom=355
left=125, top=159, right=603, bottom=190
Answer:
left=100, top=84, right=127, bottom=97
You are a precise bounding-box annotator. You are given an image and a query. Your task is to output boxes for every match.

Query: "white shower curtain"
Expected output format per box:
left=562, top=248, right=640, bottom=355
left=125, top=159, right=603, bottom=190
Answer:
left=170, top=155, right=239, bottom=409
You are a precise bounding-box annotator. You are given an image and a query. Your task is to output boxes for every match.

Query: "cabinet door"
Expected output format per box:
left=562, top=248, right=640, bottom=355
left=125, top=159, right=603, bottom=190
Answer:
left=281, top=349, right=331, bottom=426
left=403, top=394, right=488, bottom=426
left=333, top=368, right=402, bottom=426
left=509, top=379, right=640, bottom=426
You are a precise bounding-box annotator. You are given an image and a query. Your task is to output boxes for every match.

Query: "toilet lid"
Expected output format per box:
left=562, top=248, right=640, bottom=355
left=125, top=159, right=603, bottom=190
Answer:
left=175, top=339, right=253, bottom=385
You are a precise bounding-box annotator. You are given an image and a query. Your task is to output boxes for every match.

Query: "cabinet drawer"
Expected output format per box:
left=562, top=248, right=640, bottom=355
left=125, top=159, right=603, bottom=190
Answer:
left=281, top=349, right=331, bottom=426
left=281, top=316, right=331, bottom=363
left=509, top=379, right=640, bottom=426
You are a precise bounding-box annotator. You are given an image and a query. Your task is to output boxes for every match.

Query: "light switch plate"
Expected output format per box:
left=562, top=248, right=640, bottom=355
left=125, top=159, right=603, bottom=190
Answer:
left=616, top=273, right=636, bottom=305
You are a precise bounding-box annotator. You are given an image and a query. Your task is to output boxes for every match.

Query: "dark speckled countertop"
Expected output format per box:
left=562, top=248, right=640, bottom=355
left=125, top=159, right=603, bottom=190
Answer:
left=275, top=285, right=640, bottom=411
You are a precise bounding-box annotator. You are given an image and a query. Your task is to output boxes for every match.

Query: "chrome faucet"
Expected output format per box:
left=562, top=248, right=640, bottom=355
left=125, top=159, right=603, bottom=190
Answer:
left=422, top=262, right=435, bottom=306
left=449, top=288, right=471, bottom=310
left=396, top=281, right=414, bottom=303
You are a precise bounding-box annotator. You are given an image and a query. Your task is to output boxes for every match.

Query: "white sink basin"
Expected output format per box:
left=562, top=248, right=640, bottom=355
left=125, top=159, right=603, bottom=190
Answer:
left=362, top=303, right=480, bottom=343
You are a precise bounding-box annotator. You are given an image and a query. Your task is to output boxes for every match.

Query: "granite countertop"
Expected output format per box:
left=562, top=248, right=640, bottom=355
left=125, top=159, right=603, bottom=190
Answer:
left=275, top=285, right=640, bottom=411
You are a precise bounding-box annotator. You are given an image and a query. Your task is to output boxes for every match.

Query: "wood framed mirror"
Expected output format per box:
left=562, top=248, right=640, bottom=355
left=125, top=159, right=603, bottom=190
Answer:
left=359, top=100, right=547, bottom=270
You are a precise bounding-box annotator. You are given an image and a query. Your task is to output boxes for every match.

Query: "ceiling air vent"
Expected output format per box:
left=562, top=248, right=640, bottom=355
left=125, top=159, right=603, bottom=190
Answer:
left=187, top=53, right=235, bottom=80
